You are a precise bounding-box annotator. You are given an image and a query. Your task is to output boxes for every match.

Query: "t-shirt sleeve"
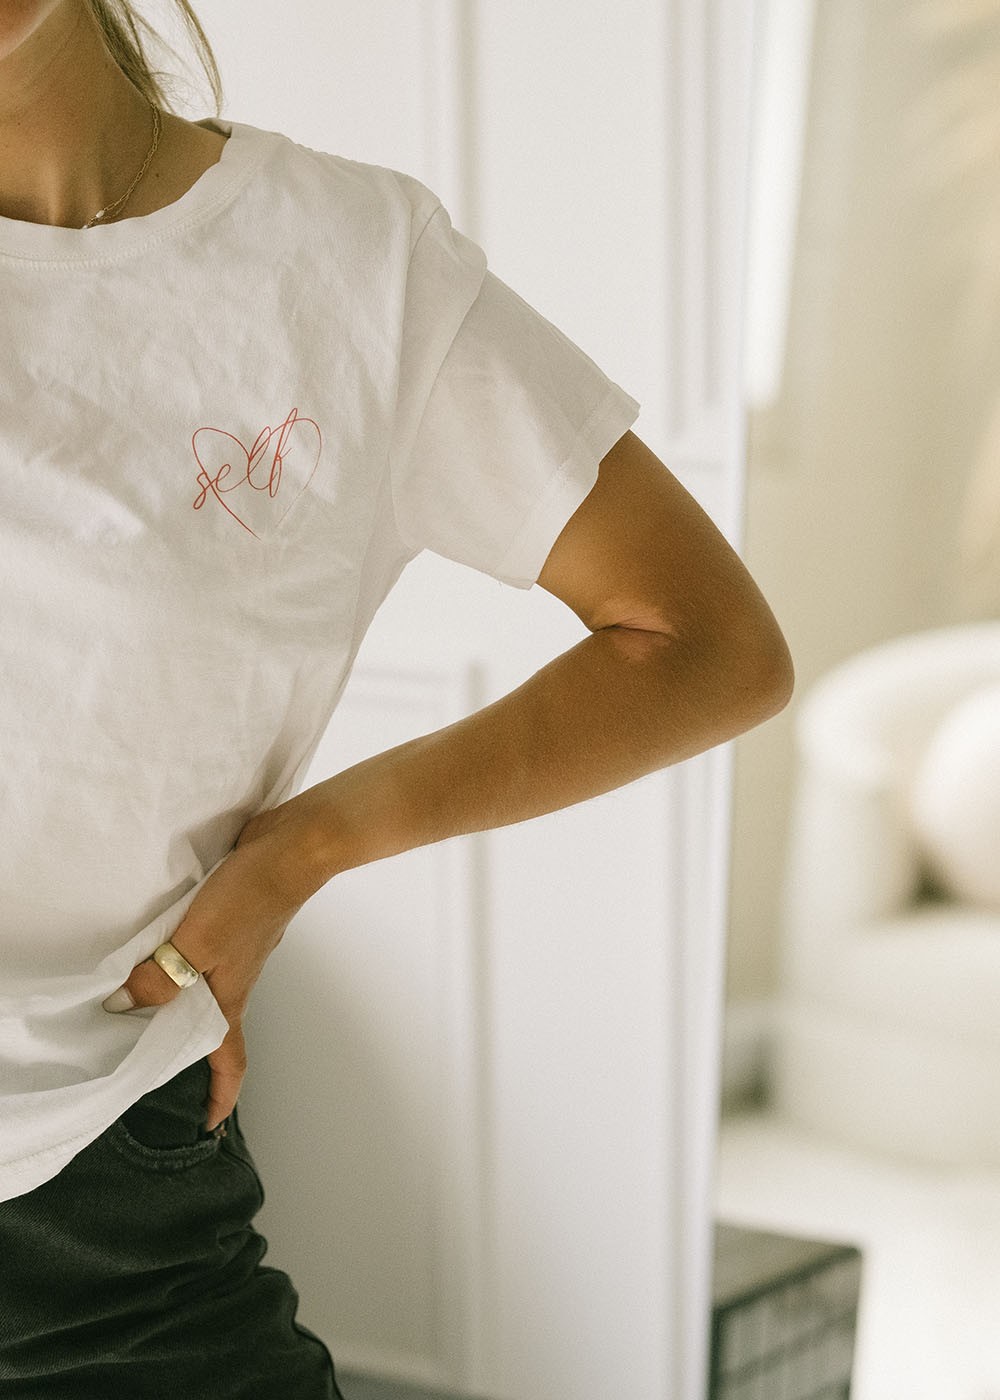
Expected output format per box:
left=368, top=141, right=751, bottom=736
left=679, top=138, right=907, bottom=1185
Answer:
left=389, top=194, right=641, bottom=589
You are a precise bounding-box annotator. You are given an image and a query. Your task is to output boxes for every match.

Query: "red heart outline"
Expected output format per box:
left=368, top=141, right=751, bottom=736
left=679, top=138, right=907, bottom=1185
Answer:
left=192, top=407, right=322, bottom=539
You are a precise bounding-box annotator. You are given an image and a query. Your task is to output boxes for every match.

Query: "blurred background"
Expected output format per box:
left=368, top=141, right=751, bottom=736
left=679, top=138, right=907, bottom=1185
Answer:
left=719, top=2, right=1000, bottom=1397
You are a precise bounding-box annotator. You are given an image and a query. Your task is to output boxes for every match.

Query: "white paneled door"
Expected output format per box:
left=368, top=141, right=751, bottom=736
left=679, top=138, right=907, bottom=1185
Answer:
left=190, top=3, right=755, bottom=1397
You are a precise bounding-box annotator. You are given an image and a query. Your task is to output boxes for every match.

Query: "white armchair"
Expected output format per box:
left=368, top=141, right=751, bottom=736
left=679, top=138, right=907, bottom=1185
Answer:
left=770, top=623, right=1000, bottom=1168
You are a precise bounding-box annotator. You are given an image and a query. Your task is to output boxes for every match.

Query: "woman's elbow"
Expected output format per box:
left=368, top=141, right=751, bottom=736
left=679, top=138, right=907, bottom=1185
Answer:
left=727, top=606, right=795, bottom=730
left=756, top=628, right=796, bottom=721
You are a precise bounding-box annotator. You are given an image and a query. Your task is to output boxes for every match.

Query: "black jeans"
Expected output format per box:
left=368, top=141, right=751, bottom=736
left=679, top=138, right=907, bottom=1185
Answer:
left=0, top=1058, right=344, bottom=1399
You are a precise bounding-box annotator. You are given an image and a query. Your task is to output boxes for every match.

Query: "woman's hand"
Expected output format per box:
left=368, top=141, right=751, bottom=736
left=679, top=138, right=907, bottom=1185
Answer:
left=102, top=809, right=322, bottom=1131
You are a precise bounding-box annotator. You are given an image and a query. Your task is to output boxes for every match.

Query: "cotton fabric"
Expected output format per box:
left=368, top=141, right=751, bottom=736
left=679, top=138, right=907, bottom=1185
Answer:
left=0, top=118, right=640, bottom=1201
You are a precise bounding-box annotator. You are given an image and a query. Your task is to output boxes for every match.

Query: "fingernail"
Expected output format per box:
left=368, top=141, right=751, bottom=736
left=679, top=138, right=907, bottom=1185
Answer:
left=102, top=987, right=136, bottom=1013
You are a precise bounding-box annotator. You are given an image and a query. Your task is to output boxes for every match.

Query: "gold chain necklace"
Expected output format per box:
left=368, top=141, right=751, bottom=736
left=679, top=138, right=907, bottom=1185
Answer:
left=82, top=104, right=162, bottom=230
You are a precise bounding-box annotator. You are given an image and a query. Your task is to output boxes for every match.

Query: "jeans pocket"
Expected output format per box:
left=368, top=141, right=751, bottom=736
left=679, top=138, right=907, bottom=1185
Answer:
left=106, top=1116, right=223, bottom=1171
left=108, top=1058, right=223, bottom=1172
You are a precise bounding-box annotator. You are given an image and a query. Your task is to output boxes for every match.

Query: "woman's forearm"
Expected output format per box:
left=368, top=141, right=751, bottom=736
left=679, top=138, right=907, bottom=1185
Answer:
left=259, top=616, right=792, bottom=906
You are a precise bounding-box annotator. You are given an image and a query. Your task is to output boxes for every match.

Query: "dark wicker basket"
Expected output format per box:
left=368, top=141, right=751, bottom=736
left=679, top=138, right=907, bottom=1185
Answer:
left=710, top=1222, right=864, bottom=1399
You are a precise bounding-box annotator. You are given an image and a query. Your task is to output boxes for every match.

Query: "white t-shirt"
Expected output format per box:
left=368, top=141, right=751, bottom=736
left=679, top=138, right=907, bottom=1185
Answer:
left=0, top=119, right=640, bottom=1202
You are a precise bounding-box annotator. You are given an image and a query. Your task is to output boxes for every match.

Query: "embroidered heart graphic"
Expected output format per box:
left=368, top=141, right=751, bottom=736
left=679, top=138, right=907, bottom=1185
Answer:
left=192, top=407, right=322, bottom=539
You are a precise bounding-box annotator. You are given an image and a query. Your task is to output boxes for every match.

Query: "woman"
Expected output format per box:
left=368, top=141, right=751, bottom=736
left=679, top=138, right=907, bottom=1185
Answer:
left=0, top=2, right=793, bottom=1396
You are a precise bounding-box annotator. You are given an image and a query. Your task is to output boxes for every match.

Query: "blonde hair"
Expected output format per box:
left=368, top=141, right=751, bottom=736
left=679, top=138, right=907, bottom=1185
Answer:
left=85, top=1, right=223, bottom=114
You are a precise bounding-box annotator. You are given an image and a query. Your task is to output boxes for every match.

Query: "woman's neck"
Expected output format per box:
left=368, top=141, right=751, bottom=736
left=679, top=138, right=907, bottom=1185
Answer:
left=0, top=1, right=168, bottom=228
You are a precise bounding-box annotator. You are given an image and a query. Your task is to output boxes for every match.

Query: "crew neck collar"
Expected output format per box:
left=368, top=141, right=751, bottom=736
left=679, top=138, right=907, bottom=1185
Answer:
left=0, top=120, right=274, bottom=264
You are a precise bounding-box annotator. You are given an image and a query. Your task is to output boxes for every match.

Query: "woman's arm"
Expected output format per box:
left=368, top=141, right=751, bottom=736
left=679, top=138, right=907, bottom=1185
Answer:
left=253, top=430, right=792, bottom=891
left=106, top=430, right=793, bottom=1128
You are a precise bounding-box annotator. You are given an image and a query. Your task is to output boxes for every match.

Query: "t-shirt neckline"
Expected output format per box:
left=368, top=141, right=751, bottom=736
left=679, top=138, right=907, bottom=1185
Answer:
left=0, top=119, right=270, bottom=264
